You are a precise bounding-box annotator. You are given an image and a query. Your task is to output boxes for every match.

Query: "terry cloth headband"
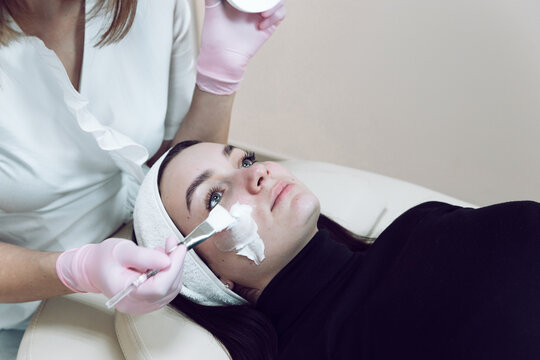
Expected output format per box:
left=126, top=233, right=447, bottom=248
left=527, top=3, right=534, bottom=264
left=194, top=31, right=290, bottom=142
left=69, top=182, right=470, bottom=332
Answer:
left=133, top=150, right=248, bottom=306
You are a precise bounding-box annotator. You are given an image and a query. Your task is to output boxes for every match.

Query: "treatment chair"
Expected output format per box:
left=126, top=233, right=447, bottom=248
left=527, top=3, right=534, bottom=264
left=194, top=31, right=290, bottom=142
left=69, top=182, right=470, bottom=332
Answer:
left=16, top=159, right=474, bottom=359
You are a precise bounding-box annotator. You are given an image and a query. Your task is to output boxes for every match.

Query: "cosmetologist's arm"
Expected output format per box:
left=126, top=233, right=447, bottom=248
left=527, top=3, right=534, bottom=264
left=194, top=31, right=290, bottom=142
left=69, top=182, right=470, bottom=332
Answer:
left=172, top=86, right=235, bottom=145
left=0, top=241, right=71, bottom=302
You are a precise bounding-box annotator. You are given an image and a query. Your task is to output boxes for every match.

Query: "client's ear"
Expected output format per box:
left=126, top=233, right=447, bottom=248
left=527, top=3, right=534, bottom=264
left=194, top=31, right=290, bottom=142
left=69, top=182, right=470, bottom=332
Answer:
left=222, top=279, right=234, bottom=290
left=220, top=277, right=261, bottom=303
left=231, top=283, right=261, bottom=304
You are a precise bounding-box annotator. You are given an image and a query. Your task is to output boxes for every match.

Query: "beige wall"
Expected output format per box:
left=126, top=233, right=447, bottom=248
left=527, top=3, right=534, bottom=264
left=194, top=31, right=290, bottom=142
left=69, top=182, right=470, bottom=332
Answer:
left=192, top=0, right=540, bottom=206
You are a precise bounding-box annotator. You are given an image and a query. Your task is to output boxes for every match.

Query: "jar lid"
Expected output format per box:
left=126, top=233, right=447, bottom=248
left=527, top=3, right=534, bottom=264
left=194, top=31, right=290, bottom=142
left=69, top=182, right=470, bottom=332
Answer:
left=226, top=0, right=281, bottom=13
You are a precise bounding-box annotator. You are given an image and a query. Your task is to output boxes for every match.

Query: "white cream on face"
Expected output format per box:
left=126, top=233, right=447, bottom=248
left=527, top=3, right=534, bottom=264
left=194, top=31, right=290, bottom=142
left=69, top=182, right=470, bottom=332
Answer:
left=214, top=202, right=265, bottom=265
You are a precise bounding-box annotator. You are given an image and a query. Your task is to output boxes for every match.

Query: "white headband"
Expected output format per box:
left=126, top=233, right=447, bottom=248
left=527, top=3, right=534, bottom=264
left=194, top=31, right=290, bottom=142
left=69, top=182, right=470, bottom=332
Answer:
left=133, top=150, right=248, bottom=306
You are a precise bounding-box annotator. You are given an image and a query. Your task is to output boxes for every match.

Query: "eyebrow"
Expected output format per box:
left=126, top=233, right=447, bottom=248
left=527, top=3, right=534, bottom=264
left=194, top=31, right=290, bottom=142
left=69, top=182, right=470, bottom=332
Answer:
left=223, top=144, right=235, bottom=157
left=185, top=145, right=237, bottom=212
left=186, top=170, right=212, bottom=212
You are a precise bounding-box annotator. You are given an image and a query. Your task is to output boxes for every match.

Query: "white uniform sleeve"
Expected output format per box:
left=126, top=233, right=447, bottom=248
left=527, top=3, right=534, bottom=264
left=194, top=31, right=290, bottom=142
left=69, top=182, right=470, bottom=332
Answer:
left=163, top=0, right=197, bottom=140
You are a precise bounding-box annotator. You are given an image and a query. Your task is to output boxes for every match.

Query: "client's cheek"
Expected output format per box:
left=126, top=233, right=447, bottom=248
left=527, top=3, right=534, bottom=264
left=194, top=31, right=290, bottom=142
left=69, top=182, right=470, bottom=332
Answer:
left=212, top=203, right=266, bottom=266
left=226, top=194, right=253, bottom=208
left=264, top=161, right=290, bottom=176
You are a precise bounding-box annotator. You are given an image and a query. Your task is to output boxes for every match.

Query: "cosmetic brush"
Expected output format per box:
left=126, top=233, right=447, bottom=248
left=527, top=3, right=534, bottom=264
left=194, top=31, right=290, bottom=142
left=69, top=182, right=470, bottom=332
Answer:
left=105, top=204, right=235, bottom=309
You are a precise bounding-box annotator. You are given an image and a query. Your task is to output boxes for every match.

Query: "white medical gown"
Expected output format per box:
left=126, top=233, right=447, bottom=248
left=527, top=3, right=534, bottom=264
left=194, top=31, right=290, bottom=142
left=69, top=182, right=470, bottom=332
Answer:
left=0, top=0, right=196, bottom=329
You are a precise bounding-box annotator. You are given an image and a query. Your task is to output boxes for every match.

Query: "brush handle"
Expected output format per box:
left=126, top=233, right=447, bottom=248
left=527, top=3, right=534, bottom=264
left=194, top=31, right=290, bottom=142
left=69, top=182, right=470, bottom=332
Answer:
left=105, top=269, right=160, bottom=309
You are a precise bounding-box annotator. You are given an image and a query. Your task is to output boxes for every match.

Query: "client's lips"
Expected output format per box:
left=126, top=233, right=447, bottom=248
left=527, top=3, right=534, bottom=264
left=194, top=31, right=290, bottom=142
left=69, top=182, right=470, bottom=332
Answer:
left=271, top=181, right=294, bottom=211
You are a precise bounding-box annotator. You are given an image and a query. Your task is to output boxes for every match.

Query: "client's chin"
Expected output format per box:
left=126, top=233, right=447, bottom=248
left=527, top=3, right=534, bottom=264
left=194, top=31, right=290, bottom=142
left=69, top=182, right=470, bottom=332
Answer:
left=290, top=191, right=321, bottom=241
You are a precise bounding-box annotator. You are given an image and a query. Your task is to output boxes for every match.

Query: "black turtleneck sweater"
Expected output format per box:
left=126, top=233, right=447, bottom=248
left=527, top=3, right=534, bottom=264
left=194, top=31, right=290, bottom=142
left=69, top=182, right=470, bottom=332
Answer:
left=256, top=201, right=540, bottom=360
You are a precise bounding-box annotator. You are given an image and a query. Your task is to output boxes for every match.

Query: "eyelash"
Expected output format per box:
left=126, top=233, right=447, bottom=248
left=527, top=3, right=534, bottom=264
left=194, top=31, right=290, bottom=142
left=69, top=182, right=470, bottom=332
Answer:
left=205, top=151, right=257, bottom=211
left=205, top=185, right=224, bottom=211
left=241, top=152, right=257, bottom=168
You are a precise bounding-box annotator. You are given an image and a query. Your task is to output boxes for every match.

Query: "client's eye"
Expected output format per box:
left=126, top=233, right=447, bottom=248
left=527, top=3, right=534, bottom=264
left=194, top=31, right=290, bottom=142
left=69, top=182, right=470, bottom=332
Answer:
left=241, top=152, right=257, bottom=168
left=206, top=187, right=223, bottom=211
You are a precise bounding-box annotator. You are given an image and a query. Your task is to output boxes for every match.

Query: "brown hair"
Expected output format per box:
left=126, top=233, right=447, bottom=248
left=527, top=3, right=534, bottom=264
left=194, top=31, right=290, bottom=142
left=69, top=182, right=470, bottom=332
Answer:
left=0, top=0, right=138, bottom=47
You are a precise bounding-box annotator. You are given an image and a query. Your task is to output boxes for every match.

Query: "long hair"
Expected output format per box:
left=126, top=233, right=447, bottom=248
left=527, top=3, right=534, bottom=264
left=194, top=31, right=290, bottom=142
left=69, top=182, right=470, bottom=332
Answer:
left=160, top=140, right=375, bottom=360
left=317, top=213, right=374, bottom=251
left=0, top=0, right=137, bottom=47
left=170, top=296, right=278, bottom=360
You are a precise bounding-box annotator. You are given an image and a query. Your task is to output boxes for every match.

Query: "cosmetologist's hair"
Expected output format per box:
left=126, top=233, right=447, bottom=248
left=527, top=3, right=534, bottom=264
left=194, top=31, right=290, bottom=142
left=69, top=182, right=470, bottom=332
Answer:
left=0, top=0, right=137, bottom=47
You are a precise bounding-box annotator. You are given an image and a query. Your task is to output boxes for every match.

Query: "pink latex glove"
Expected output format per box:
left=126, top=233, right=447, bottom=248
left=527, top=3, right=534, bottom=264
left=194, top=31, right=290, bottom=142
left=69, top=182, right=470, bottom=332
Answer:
left=196, top=0, right=286, bottom=95
left=56, top=237, right=186, bottom=314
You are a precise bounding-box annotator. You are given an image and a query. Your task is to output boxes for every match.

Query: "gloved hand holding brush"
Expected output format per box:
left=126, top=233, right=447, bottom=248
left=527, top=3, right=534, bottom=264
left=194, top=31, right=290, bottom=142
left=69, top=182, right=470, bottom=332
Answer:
left=56, top=237, right=186, bottom=314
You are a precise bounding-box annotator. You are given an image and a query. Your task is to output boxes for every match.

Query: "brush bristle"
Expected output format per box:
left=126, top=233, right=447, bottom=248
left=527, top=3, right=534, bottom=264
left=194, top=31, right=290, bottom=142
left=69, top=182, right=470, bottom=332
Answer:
left=206, top=204, right=235, bottom=231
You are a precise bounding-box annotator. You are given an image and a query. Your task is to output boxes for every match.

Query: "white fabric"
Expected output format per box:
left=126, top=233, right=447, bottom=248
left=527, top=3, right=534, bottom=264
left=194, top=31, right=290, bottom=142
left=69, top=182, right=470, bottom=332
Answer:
left=0, top=0, right=196, bottom=329
left=133, top=152, right=248, bottom=306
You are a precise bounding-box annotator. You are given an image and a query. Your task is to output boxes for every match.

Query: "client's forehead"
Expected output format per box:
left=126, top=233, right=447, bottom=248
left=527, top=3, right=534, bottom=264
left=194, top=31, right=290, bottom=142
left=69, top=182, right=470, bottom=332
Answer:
left=168, top=143, right=242, bottom=169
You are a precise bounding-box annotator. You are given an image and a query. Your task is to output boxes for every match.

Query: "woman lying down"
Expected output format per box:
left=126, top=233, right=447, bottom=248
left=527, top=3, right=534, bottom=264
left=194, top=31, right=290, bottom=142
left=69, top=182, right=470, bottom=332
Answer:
left=134, top=140, right=540, bottom=360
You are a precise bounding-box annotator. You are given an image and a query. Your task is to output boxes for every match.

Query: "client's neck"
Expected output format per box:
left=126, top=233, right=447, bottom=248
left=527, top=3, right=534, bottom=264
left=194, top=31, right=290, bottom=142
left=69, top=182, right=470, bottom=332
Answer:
left=243, top=226, right=320, bottom=305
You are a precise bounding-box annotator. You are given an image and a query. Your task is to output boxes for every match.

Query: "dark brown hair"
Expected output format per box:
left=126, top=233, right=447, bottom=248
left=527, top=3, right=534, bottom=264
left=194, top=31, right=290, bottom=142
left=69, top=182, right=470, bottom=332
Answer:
left=0, top=0, right=137, bottom=47
left=159, top=140, right=375, bottom=359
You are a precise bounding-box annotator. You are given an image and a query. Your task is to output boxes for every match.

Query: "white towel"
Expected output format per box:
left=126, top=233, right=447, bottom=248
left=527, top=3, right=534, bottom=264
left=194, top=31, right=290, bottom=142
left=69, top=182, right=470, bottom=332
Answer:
left=133, top=151, right=248, bottom=306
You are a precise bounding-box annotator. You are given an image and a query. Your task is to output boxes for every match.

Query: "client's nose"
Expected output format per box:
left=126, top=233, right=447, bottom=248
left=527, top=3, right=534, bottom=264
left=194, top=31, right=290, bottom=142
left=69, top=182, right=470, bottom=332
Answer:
left=245, top=163, right=269, bottom=194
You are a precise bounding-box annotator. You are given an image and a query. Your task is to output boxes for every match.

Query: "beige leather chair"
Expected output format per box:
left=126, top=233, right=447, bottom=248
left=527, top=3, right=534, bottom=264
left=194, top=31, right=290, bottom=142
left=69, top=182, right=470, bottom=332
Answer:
left=17, top=159, right=474, bottom=359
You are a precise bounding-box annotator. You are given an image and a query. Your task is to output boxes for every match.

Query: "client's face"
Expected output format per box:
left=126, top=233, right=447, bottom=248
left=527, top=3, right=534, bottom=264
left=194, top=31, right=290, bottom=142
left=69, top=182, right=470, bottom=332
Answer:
left=160, top=142, right=320, bottom=298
